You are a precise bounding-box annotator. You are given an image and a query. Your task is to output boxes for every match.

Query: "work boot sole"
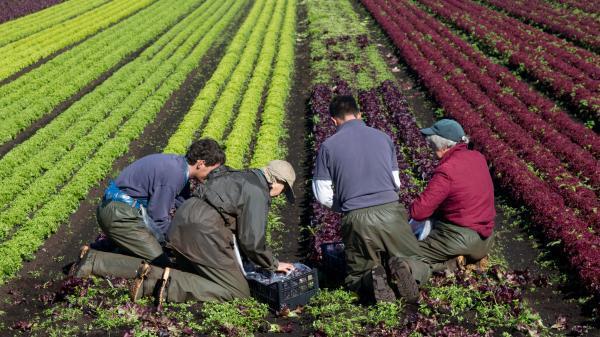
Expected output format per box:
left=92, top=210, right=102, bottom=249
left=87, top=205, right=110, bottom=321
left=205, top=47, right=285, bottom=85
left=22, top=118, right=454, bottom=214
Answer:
left=388, top=258, right=419, bottom=304
left=130, top=262, right=151, bottom=302
left=67, top=245, right=91, bottom=278
left=372, top=265, right=396, bottom=303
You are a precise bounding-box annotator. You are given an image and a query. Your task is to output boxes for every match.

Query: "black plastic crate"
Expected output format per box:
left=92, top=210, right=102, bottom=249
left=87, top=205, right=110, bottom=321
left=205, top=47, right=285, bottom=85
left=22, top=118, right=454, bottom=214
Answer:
left=320, top=242, right=346, bottom=287
left=248, top=268, right=319, bottom=311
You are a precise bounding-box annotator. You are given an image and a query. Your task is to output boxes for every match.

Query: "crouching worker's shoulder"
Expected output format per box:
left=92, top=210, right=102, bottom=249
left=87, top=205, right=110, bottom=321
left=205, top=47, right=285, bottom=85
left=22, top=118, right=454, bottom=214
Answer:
left=192, top=183, right=237, bottom=215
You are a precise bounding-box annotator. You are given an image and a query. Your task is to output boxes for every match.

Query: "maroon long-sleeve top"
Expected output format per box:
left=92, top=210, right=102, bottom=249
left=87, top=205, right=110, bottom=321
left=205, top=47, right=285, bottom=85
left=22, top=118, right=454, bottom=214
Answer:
left=410, top=144, right=496, bottom=238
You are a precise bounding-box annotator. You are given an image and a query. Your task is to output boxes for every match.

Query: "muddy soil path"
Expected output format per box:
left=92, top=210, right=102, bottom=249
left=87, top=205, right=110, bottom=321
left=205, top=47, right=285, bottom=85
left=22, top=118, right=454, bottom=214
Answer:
left=273, top=1, right=311, bottom=264
left=0, top=11, right=244, bottom=333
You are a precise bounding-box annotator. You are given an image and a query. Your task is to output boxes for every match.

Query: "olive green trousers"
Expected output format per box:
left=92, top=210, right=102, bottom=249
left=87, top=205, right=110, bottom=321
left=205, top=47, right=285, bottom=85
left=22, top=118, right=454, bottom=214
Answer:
left=418, top=220, right=494, bottom=272
left=79, top=249, right=250, bottom=302
left=97, top=200, right=165, bottom=263
left=342, top=202, right=431, bottom=295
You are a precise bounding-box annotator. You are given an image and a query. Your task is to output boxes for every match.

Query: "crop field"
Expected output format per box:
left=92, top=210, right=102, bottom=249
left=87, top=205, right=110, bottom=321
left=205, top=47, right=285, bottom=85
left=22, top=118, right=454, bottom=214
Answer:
left=0, top=0, right=597, bottom=336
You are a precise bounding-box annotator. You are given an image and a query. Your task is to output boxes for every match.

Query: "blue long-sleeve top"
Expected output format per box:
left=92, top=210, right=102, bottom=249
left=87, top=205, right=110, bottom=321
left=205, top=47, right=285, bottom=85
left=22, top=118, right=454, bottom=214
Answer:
left=114, top=154, right=189, bottom=234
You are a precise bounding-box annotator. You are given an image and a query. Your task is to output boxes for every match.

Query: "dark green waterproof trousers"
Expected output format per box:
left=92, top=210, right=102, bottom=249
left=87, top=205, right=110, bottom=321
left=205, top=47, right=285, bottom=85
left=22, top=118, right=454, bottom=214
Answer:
left=419, top=220, right=494, bottom=271
left=342, top=202, right=431, bottom=295
left=97, top=200, right=164, bottom=262
left=77, top=249, right=250, bottom=302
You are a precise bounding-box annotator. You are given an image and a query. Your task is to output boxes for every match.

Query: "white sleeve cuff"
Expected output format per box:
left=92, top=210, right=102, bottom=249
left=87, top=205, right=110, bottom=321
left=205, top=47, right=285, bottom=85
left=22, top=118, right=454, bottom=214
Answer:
left=393, top=170, right=401, bottom=188
left=312, top=179, right=334, bottom=208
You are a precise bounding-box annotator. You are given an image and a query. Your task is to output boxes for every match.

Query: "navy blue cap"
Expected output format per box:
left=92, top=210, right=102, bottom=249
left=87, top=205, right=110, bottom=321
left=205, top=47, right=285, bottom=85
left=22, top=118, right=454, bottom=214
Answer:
left=420, top=119, right=465, bottom=142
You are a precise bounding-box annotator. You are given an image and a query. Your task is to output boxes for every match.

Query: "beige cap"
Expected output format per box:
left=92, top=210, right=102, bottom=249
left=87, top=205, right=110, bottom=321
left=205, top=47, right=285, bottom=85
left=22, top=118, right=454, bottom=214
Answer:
left=261, top=160, right=296, bottom=203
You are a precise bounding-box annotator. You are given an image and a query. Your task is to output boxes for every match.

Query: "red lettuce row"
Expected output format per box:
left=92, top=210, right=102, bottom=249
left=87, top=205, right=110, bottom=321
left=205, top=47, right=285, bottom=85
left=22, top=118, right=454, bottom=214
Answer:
left=403, top=1, right=600, bottom=160
left=362, top=0, right=600, bottom=297
left=381, top=0, right=600, bottom=228
left=0, top=0, right=63, bottom=24
left=403, top=1, right=600, bottom=177
left=554, top=0, right=600, bottom=14
left=482, top=0, right=600, bottom=51
left=416, top=0, right=600, bottom=122
left=391, top=0, right=600, bottom=197
left=380, top=80, right=437, bottom=180
left=309, top=84, right=342, bottom=259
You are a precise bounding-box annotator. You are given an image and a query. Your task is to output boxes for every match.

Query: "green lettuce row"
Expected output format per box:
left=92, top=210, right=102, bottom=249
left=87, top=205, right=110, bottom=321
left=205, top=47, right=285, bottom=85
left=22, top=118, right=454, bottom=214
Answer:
left=0, top=0, right=200, bottom=145
left=248, top=0, right=297, bottom=251
left=0, top=0, right=234, bottom=240
left=223, top=0, right=287, bottom=168
left=0, top=0, right=210, bottom=181
left=0, top=0, right=156, bottom=81
left=200, top=0, right=280, bottom=142
left=163, top=0, right=268, bottom=155
left=0, top=0, right=197, bottom=108
left=0, top=0, right=110, bottom=48
left=250, top=0, right=297, bottom=167
left=306, top=0, right=394, bottom=88
left=0, top=0, right=215, bottom=204
left=0, top=0, right=246, bottom=284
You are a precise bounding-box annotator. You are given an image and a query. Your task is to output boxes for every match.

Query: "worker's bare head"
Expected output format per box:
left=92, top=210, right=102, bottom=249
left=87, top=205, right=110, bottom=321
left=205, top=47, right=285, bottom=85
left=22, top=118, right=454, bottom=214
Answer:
left=329, top=95, right=361, bottom=126
left=185, top=139, right=225, bottom=181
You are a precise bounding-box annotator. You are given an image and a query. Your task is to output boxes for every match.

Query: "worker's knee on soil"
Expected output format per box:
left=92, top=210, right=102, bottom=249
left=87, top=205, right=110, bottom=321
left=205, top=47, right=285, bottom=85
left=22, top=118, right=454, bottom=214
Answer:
left=102, top=224, right=164, bottom=262
left=344, top=270, right=373, bottom=303
left=160, top=269, right=249, bottom=303
left=81, top=249, right=146, bottom=278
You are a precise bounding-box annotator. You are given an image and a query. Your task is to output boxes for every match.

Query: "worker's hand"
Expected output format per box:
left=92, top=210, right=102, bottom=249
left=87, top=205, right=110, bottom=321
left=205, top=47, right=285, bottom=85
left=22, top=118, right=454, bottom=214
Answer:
left=276, top=262, right=295, bottom=273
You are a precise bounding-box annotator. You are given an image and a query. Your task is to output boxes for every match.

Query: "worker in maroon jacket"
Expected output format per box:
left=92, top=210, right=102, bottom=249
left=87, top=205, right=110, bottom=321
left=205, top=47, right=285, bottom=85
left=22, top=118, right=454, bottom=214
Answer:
left=410, top=119, right=495, bottom=271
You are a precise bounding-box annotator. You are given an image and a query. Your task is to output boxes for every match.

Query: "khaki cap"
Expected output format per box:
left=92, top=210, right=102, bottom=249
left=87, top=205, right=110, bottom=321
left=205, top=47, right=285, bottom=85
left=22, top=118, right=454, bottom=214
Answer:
left=263, top=160, right=296, bottom=203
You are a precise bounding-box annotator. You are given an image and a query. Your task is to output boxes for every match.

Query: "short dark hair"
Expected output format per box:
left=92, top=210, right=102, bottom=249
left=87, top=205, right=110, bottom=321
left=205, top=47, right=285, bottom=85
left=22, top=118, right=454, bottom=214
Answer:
left=185, top=139, right=225, bottom=166
left=329, top=95, right=359, bottom=119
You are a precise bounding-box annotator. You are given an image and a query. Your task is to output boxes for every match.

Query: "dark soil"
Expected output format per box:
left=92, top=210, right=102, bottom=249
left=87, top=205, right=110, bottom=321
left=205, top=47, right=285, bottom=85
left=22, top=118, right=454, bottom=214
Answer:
left=493, top=195, right=600, bottom=336
left=274, top=0, right=311, bottom=264
left=0, top=9, right=243, bottom=335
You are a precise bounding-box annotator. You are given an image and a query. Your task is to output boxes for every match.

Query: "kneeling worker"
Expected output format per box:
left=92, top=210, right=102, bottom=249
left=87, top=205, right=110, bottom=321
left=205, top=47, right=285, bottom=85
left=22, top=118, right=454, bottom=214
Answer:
left=410, top=119, right=495, bottom=271
left=313, top=95, right=430, bottom=304
left=95, top=138, right=225, bottom=266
